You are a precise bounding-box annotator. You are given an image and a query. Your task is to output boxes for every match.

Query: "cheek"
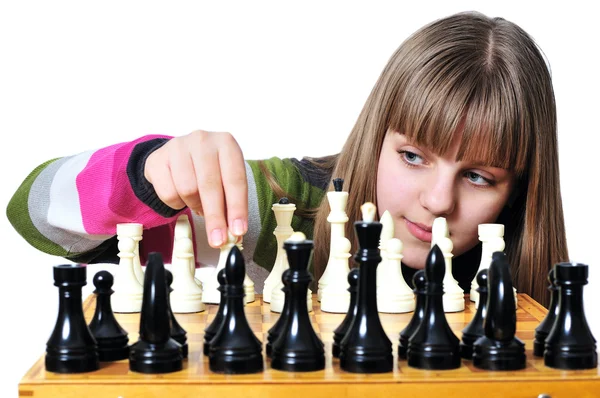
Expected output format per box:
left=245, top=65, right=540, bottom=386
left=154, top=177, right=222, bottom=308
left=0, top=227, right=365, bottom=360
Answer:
left=452, top=196, right=508, bottom=255
left=376, top=151, right=411, bottom=215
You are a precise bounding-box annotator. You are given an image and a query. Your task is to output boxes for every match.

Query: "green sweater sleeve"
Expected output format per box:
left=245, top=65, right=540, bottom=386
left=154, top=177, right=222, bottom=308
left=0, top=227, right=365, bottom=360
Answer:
left=246, top=157, right=330, bottom=273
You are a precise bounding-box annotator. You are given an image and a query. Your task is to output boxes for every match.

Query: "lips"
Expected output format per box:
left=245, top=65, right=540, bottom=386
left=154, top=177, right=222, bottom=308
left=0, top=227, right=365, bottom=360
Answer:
left=404, top=218, right=433, bottom=243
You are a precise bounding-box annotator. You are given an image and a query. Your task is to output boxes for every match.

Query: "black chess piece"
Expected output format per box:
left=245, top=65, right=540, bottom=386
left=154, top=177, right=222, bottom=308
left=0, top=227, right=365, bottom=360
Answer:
left=533, top=268, right=558, bottom=357
left=333, top=177, right=344, bottom=192
left=271, top=236, right=325, bottom=371
left=459, top=269, right=488, bottom=359
left=209, top=246, right=263, bottom=374
left=88, top=270, right=129, bottom=361
left=203, top=269, right=227, bottom=356
left=332, top=268, right=359, bottom=359
left=129, top=253, right=183, bottom=373
left=472, top=251, right=525, bottom=371
left=544, top=262, right=598, bottom=370
left=165, top=269, right=188, bottom=359
left=407, top=245, right=461, bottom=370
left=398, top=270, right=426, bottom=359
left=266, top=269, right=292, bottom=358
left=339, top=215, right=393, bottom=373
left=46, top=264, right=99, bottom=373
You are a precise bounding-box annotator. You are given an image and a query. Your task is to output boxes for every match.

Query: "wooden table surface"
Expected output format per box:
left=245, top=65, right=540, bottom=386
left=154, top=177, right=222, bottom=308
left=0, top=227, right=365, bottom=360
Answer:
left=19, top=293, right=600, bottom=398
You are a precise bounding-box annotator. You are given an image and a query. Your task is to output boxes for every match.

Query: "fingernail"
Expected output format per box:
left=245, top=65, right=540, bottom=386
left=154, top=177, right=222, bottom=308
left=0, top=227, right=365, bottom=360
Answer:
left=232, top=219, right=245, bottom=236
left=211, top=229, right=223, bottom=246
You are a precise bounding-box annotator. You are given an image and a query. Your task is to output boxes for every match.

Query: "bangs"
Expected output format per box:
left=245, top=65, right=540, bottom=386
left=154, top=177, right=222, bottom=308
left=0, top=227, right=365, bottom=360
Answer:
left=387, top=57, right=530, bottom=178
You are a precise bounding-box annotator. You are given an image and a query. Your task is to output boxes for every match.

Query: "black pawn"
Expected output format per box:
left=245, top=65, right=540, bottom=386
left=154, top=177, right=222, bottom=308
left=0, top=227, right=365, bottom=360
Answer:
left=165, top=269, right=188, bottom=359
left=209, top=246, right=263, bottom=374
left=459, top=269, right=488, bottom=359
left=544, top=262, right=597, bottom=369
left=203, top=269, right=227, bottom=356
left=533, top=268, right=558, bottom=357
left=407, top=245, right=461, bottom=370
left=332, top=268, right=359, bottom=359
left=339, top=217, right=393, bottom=373
left=46, top=264, right=99, bottom=373
left=88, top=270, right=129, bottom=361
left=472, top=252, right=525, bottom=370
left=129, top=253, right=183, bottom=373
left=271, top=237, right=325, bottom=371
left=266, top=269, right=292, bottom=358
left=398, top=270, right=426, bottom=359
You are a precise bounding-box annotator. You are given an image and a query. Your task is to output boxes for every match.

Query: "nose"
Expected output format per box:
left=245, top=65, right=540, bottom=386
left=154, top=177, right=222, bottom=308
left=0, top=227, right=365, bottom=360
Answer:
left=420, top=172, right=456, bottom=216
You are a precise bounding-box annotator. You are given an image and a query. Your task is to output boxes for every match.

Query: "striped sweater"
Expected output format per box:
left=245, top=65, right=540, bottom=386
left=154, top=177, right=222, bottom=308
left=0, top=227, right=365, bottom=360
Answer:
left=6, top=135, right=331, bottom=285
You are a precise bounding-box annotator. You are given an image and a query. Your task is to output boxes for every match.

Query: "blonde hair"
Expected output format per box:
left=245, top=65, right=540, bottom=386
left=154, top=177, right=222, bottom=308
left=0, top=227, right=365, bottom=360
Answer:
left=310, top=11, right=568, bottom=307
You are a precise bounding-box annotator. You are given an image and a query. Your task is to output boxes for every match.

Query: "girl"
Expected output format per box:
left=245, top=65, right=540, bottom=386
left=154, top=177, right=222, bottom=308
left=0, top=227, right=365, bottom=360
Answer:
left=6, top=11, right=567, bottom=307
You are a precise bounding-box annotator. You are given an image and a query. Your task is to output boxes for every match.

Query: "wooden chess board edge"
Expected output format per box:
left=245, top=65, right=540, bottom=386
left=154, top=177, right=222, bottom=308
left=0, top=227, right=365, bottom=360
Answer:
left=18, top=379, right=600, bottom=398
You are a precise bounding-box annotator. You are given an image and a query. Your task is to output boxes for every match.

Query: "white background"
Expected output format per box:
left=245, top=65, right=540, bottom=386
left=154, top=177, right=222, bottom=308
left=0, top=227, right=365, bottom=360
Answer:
left=1, top=1, right=598, bottom=396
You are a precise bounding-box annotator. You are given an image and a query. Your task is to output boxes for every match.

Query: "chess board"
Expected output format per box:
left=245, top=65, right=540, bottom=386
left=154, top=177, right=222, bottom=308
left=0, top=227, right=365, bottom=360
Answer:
left=19, top=294, right=600, bottom=397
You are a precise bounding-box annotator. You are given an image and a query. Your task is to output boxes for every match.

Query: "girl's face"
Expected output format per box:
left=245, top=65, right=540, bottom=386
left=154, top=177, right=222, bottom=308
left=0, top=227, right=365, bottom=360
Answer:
left=376, top=129, right=515, bottom=269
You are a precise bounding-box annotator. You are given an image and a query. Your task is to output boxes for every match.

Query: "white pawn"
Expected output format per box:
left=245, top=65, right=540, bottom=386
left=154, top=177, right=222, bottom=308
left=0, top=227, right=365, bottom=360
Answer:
left=270, top=232, right=312, bottom=313
left=116, top=223, right=144, bottom=285
left=318, top=179, right=349, bottom=301
left=111, top=236, right=143, bottom=313
left=377, top=238, right=415, bottom=313
left=320, top=237, right=351, bottom=313
left=240, top=235, right=256, bottom=304
left=376, top=210, right=395, bottom=295
left=174, top=214, right=201, bottom=286
left=263, top=199, right=296, bottom=303
left=170, top=237, right=205, bottom=313
left=202, top=231, right=238, bottom=304
left=471, top=224, right=504, bottom=303
left=431, top=217, right=464, bottom=312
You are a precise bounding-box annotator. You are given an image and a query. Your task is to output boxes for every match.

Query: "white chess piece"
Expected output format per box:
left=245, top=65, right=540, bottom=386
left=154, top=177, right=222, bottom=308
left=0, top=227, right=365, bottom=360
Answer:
left=320, top=237, right=351, bottom=313
left=202, top=231, right=238, bottom=304
left=377, top=238, right=415, bottom=313
left=430, top=218, right=464, bottom=312
left=471, top=224, right=504, bottom=303
left=241, top=235, right=256, bottom=304
left=263, top=200, right=296, bottom=303
left=202, top=231, right=254, bottom=304
left=376, top=210, right=395, bottom=297
left=170, top=237, right=205, bottom=313
left=318, top=181, right=349, bottom=301
left=174, top=214, right=201, bottom=286
left=111, top=236, right=143, bottom=313
left=270, top=232, right=312, bottom=313
left=116, top=223, right=144, bottom=285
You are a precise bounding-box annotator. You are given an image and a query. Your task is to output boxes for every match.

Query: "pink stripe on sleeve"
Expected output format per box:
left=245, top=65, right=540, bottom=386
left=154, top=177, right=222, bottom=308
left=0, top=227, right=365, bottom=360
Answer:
left=76, top=134, right=176, bottom=235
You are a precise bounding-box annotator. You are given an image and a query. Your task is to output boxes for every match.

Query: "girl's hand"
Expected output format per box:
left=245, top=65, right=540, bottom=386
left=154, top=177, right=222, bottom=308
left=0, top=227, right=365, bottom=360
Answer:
left=144, top=130, right=248, bottom=248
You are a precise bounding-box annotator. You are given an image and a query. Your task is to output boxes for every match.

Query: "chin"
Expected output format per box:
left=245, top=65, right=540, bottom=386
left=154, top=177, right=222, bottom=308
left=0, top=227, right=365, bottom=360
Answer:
left=399, top=255, right=427, bottom=270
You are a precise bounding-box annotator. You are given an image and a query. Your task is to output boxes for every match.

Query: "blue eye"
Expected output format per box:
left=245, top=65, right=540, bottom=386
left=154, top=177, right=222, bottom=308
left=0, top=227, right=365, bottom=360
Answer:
left=466, top=171, right=491, bottom=186
left=399, top=150, right=424, bottom=165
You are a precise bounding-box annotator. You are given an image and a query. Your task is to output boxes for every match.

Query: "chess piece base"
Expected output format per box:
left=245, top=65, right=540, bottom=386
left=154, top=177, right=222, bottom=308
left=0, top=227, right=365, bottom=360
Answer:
left=473, top=336, right=526, bottom=370
left=96, top=335, right=130, bottom=361
left=544, top=345, right=598, bottom=370
left=111, top=294, right=143, bottom=313
left=321, top=292, right=350, bottom=313
left=170, top=294, right=206, bottom=313
left=209, top=351, right=263, bottom=374
left=443, top=294, right=465, bottom=313
left=340, top=352, right=393, bottom=373
left=459, top=332, right=479, bottom=360
left=45, top=346, right=99, bottom=373
left=533, top=331, right=547, bottom=357
left=129, top=339, right=183, bottom=374
left=271, top=352, right=325, bottom=372
left=407, top=344, right=461, bottom=370
left=377, top=295, right=415, bottom=314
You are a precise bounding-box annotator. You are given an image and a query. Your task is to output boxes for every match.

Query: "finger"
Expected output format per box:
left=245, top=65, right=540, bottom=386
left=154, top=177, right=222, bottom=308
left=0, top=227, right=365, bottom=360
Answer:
left=218, top=133, right=248, bottom=237
left=194, top=142, right=227, bottom=248
left=145, top=148, right=186, bottom=210
left=167, top=140, right=204, bottom=213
